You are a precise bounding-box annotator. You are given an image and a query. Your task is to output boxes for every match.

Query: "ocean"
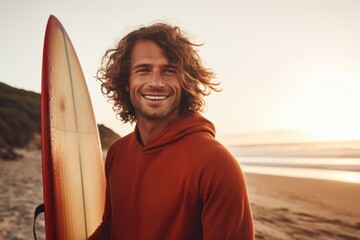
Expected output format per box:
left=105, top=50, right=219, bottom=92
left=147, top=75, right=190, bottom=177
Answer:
left=236, top=156, right=360, bottom=184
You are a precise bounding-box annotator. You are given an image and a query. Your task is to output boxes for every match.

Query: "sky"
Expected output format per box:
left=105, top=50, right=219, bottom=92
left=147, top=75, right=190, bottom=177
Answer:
left=1, top=0, right=360, bottom=142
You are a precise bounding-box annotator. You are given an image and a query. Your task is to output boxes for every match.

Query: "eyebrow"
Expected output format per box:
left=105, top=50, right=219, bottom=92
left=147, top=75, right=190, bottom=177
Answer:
left=132, top=63, right=177, bottom=70
left=132, top=64, right=151, bottom=70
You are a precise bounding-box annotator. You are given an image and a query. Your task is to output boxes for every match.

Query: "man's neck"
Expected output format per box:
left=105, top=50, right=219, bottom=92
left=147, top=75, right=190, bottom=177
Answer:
left=136, top=116, right=178, bottom=146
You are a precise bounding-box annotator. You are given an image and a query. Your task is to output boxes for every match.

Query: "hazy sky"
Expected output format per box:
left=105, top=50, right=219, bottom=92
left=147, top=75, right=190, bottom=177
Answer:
left=1, top=0, right=360, bottom=141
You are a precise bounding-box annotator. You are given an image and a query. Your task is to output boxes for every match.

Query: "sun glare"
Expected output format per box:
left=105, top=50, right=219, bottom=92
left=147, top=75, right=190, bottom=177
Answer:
left=307, top=126, right=360, bottom=142
left=280, top=69, right=360, bottom=141
left=337, top=171, right=360, bottom=184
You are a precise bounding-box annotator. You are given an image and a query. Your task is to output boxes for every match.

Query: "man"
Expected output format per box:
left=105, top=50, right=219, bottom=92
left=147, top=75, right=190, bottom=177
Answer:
left=89, top=23, right=254, bottom=240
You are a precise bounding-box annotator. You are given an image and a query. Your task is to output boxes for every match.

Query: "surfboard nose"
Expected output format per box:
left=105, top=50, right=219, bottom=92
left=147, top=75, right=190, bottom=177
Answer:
left=45, top=15, right=62, bottom=34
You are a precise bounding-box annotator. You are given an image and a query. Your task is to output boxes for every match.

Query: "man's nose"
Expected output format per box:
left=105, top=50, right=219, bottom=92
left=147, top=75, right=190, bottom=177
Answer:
left=148, top=70, right=165, bottom=88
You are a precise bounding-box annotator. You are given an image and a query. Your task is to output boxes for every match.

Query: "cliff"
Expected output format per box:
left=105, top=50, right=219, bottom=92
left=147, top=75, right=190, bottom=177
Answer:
left=0, top=82, right=120, bottom=160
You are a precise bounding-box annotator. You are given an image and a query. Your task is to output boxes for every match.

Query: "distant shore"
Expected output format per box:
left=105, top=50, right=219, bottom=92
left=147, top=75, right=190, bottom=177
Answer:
left=0, top=150, right=359, bottom=239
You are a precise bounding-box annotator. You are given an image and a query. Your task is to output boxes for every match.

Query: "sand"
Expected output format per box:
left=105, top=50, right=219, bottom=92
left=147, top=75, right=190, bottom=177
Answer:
left=245, top=173, right=360, bottom=240
left=0, top=150, right=359, bottom=239
left=0, top=150, right=45, bottom=240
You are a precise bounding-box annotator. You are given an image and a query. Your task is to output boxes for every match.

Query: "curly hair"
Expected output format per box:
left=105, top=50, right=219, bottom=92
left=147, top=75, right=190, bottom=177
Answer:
left=97, top=22, right=220, bottom=123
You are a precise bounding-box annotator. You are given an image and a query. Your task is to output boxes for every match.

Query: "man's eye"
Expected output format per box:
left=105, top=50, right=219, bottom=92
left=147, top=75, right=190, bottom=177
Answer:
left=163, top=69, right=177, bottom=75
left=136, top=69, right=150, bottom=74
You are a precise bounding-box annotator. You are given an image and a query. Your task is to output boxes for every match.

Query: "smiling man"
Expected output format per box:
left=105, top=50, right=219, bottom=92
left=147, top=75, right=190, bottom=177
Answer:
left=128, top=40, right=182, bottom=145
left=89, top=23, right=254, bottom=240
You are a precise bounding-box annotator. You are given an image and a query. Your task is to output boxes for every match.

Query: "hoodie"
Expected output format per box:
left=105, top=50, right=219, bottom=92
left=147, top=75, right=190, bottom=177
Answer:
left=89, top=113, right=254, bottom=240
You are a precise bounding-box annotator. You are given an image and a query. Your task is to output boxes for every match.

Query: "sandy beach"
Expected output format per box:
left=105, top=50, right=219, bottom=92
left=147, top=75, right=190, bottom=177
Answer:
left=0, top=150, right=45, bottom=240
left=245, top=173, right=360, bottom=239
left=0, top=150, right=359, bottom=239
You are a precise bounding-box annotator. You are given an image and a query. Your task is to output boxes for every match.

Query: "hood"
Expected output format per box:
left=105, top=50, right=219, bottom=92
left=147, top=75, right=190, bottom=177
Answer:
left=134, top=113, right=215, bottom=152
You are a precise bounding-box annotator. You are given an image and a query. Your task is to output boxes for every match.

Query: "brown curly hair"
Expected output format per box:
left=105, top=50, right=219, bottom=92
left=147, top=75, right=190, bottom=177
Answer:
left=97, top=22, right=220, bottom=123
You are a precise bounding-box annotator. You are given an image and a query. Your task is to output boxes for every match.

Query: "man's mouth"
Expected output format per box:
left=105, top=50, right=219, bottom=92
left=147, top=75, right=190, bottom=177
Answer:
left=143, top=95, right=168, bottom=101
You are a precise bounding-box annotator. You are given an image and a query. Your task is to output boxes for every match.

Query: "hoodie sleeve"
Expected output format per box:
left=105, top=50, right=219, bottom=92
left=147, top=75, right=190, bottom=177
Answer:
left=199, top=146, right=254, bottom=240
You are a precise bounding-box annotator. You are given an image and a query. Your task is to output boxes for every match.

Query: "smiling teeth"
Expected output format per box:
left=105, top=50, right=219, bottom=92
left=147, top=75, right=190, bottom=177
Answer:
left=144, top=95, right=167, bottom=100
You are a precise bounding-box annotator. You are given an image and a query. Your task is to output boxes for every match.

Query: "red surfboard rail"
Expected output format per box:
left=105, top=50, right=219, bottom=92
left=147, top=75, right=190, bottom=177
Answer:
left=41, top=15, right=105, bottom=239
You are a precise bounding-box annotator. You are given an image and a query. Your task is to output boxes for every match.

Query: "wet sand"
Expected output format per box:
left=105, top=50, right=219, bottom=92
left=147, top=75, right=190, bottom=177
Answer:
left=0, top=150, right=359, bottom=239
left=245, top=173, right=360, bottom=239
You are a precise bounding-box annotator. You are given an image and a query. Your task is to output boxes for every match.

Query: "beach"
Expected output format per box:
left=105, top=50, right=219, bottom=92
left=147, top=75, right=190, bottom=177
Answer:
left=0, top=150, right=359, bottom=240
left=245, top=173, right=360, bottom=239
left=0, top=150, right=45, bottom=240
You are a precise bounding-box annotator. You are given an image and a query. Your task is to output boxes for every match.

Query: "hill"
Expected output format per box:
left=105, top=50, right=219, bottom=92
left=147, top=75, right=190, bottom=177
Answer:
left=0, top=82, right=120, bottom=160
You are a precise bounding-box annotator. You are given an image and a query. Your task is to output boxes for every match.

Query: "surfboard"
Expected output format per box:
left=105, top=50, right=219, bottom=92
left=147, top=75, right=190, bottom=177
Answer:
left=41, top=15, right=105, bottom=239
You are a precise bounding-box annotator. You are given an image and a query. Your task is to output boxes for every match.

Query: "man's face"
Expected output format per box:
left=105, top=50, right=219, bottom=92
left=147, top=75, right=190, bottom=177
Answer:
left=128, top=40, right=182, bottom=124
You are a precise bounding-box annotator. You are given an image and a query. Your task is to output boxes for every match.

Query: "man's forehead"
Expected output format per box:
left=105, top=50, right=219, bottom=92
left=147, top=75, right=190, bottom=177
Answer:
left=130, top=40, right=171, bottom=67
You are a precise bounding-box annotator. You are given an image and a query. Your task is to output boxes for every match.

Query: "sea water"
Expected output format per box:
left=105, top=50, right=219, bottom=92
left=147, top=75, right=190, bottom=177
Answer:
left=235, top=156, right=360, bottom=184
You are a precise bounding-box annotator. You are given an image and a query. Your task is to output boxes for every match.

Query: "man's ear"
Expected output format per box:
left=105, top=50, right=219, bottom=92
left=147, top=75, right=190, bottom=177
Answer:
left=125, top=84, right=130, bottom=91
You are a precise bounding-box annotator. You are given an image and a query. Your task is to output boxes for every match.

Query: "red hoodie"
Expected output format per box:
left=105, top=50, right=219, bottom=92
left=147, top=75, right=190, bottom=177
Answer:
left=89, top=113, right=254, bottom=240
